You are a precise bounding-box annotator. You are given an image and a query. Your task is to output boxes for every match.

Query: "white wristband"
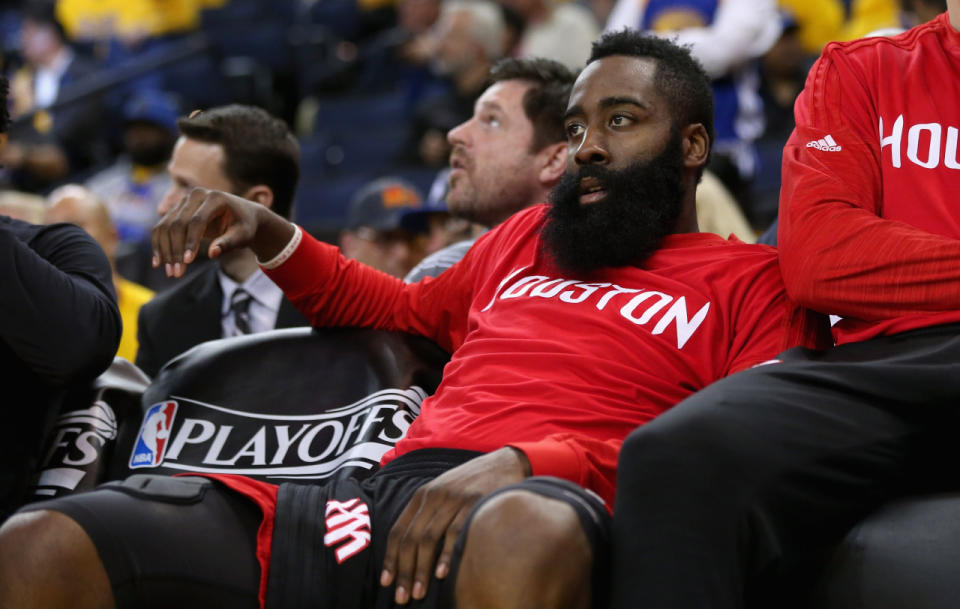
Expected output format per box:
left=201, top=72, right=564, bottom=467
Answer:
left=258, top=224, right=302, bottom=269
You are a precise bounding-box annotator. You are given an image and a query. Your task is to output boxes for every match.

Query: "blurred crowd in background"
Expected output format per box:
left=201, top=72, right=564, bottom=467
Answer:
left=0, top=0, right=948, bottom=291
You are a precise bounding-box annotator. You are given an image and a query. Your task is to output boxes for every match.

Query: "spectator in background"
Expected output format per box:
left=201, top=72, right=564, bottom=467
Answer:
left=779, top=0, right=902, bottom=54
left=341, top=176, right=427, bottom=278
left=135, top=105, right=307, bottom=378
left=504, top=0, right=601, bottom=70
left=3, top=0, right=106, bottom=191
left=55, top=0, right=222, bottom=57
left=0, top=74, right=120, bottom=521
left=902, top=0, right=948, bottom=25
left=404, top=56, right=574, bottom=282
left=0, top=190, right=46, bottom=223
left=86, top=89, right=179, bottom=246
left=753, top=15, right=808, bottom=227
left=606, top=0, right=782, bottom=225
left=694, top=170, right=756, bottom=242
left=408, top=0, right=506, bottom=167
left=399, top=168, right=477, bottom=258
left=395, top=0, right=442, bottom=34
left=45, top=184, right=153, bottom=363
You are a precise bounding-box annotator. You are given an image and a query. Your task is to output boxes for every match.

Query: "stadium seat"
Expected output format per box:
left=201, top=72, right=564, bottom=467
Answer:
left=809, top=494, right=960, bottom=609
left=29, top=328, right=448, bottom=500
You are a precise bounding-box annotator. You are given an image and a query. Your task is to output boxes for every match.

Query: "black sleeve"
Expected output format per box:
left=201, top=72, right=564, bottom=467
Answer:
left=134, top=302, right=159, bottom=379
left=0, top=219, right=121, bottom=386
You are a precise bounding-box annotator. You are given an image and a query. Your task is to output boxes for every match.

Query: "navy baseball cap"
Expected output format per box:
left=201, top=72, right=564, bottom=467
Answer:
left=347, top=177, right=424, bottom=231
left=123, top=90, right=181, bottom=134
left=400, top=168, right=450, bottom=232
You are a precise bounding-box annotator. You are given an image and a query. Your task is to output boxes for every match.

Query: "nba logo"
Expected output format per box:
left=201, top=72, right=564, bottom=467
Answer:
left=129, top=401, right=178, bottom=469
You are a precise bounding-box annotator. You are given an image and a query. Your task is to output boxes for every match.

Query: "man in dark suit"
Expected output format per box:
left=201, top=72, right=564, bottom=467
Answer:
left=4, top=0, right=107, bottom=191
left=135, top=104, right=308, bottom=378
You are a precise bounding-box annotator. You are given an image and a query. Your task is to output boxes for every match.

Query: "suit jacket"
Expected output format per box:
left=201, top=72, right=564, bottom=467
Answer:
left=10, top=53, right=107, bottom=192
left=135, top=263, right=308, bottom=378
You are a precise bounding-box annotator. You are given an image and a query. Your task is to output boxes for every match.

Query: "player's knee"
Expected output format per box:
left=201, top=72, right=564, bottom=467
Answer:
left=455, top=489, right=591, bottom=609
left=621, top=392, right=759, bottom=486
left=0, top=509, right=113, bottom=609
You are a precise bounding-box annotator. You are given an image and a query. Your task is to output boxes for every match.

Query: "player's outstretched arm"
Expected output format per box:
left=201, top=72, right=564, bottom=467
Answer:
left=151, top=187, right=296, bottom=278
left=380, top=448, right=531, bottom=604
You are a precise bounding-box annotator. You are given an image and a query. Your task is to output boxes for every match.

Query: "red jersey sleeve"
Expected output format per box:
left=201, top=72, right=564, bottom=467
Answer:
left=263, top=227, right=477, bottom=353
left=778, top=45, right=960, bottom=319
left=508, top=436, right=621, bottom=511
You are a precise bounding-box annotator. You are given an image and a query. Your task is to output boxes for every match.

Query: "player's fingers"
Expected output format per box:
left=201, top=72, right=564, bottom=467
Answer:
left=181, top=188, right=215, bottom=265
left=434, top=507, right=470, bottom=580
left=408, top=495, right=462, bottom=601
left=409, top=518, right=447, bottom=601
left=155, top=205, right=178, bottom=276
left=151, top=193, right=182, bottom=270
left=391, top=491, right=450, bottom=605
left=150, top=216, right=163, bottom=268
left=166, top=189, right=206, bottom=276
left=207, top=220, right=253, bottom=260
left=391, top=511, right=430, bottom=604
left=381, top=496, right=420, bottom=589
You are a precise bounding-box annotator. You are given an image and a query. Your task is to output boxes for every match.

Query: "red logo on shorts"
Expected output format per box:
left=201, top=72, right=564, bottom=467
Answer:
left=324, top=498, right=372, bottom=563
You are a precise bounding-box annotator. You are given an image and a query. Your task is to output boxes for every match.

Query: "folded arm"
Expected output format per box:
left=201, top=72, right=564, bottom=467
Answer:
left=0, top=220, right=120, bottom=385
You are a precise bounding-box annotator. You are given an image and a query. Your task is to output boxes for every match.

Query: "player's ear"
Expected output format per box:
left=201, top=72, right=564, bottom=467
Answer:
left=538, top=141, right=567, bottom=185
left=681, top=123, right=709, bottom=171
left=242, top=185, right=274, bottom=209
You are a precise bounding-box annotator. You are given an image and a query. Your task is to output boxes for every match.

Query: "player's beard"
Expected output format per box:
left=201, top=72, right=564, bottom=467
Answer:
left=540, top=130, right=686, bottom=276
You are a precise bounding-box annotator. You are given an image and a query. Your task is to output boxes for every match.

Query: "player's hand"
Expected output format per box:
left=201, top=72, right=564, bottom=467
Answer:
left=380, top=447, right=531, bottom=604
left=151, top=187, right=296, bottom=277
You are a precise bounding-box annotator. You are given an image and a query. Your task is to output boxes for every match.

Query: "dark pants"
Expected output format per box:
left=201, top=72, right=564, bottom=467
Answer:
left=611, top=323, right=960, bottom=609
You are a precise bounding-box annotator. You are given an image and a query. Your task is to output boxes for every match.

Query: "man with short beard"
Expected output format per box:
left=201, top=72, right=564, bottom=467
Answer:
left=404, top=56, right=574, bottom=282
left=0, top=33, right=820, bottom=609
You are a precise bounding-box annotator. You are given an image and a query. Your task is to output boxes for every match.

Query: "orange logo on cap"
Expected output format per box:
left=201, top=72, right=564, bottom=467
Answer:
left=381, top=185, right=421, bottom=209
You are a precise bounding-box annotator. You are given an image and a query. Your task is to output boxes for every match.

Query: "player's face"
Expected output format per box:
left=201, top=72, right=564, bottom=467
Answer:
left=541, top=56, right=688, bottom=274
left=158, top=136, right=236, bottom=216
left=562, top=55, right=675, bottom=205
left=446, top=79, right=545, bottom=226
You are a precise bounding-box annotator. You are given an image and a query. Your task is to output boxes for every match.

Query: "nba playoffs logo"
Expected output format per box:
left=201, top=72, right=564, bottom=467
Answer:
left=129, top=401, right=178, bottom=468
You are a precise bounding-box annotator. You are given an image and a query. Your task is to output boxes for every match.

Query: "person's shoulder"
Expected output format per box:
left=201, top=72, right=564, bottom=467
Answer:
left=140, top=265, right=213, bottom=313
left=654, top=233, right=780, bottom=280
left=554, top=2, right=597, bottom=23
left=26, top=220, right=100, bottom=253
left=498, top=204, right=549, bottom=232
left=404, top=239, right=478, bottom=282
left=478, top=204, right=548, bottom=246
left=1, top=214, right=32, bottom=235
left=65, top=51, right=98, bottom=78
left=708, top=237, right=779, bottom=268
left=660, top=232, right=774, bottom=256
left=86, top=158, right=132, bottom=190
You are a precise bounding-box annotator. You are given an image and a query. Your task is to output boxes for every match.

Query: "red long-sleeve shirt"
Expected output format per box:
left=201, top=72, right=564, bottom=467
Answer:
left=266, top=204, right=802, bottom=509
left=779, top=12, right=960, bottom=345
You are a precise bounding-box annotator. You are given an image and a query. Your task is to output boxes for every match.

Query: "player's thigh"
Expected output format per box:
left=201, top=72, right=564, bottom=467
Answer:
left=19, top=475, right=262, bottom=609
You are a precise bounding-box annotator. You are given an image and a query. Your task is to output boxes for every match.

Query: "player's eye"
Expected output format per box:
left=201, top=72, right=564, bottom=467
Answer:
left=566, top=122, right=584, bottom=138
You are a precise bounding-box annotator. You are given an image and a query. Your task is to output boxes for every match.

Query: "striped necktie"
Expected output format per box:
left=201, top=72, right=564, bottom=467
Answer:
left=230, top=288, right=253, bottom=335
